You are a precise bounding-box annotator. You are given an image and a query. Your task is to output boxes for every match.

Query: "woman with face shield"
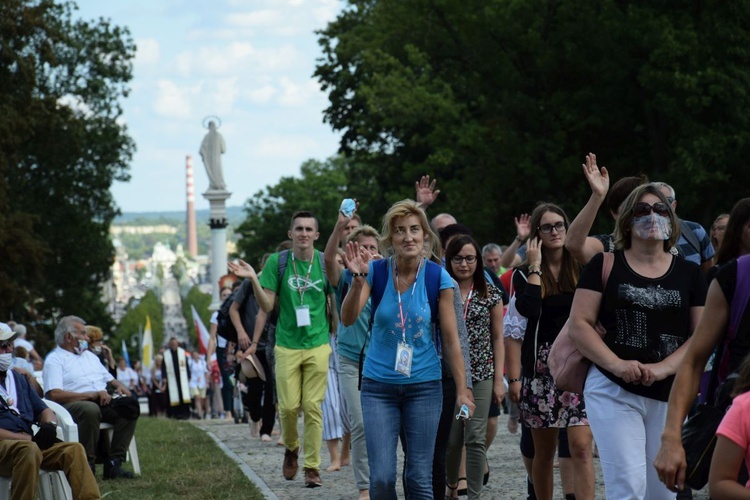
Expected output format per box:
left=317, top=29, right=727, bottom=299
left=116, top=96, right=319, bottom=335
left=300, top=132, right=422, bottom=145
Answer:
left=568, top=183, right=707, bottom=499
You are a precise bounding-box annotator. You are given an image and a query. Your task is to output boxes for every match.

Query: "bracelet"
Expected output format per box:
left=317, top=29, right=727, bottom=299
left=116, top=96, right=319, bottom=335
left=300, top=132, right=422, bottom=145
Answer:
left=507, top=378, right=521, bottom=383
left=528, top=270, right=542, bottom=277
left=351, top=272, right=369, bottom=277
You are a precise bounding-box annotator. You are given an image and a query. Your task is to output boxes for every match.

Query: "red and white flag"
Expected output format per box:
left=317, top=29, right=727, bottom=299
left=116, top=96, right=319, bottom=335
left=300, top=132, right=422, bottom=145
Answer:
left=191, top=305, right=214, bottom=361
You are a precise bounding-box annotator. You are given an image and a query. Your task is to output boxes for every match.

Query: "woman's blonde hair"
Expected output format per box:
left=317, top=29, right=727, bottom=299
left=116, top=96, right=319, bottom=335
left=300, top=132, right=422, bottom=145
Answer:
left=85, top=325, right=103, bottom=342
left=380, top=199, right=441, bottom=262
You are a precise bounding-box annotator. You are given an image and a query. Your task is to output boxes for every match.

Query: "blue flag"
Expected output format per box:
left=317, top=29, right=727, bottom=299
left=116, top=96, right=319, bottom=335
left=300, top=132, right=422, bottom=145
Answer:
left=121, top=339, right=131, bottom=368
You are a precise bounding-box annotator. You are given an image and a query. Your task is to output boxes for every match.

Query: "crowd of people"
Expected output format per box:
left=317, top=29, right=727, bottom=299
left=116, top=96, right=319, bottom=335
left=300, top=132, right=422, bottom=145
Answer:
left=2, top=152, right=750, bottom=499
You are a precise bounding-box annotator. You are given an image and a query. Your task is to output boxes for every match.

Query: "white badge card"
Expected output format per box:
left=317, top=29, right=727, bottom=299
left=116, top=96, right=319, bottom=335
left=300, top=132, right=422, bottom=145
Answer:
left=394, top=342, right=413, bottom=377
left=295, top=305, right=311, bottom=327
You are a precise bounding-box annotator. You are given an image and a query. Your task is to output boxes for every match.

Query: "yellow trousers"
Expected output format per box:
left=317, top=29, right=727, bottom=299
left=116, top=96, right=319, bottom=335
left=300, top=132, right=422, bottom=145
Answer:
left=275, top=342, right=331, bottom=470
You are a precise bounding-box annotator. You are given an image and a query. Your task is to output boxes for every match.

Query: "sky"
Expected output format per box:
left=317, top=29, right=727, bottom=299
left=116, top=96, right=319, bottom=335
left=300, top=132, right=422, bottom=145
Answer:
left=74, top=0, right=345, bottom=213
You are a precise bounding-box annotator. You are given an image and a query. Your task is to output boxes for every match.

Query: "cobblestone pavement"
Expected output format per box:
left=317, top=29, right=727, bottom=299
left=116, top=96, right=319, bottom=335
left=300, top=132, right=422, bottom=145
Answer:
left=193, top=414, right=708, bottom=499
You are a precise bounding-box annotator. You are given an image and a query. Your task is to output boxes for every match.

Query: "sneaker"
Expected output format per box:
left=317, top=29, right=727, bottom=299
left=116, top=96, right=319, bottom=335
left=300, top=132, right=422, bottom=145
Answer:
left=304, top=468, right=322, bottom=488
left=103, top=459, right=135, bottom=480
left=282, top=448, right=299, bottom=480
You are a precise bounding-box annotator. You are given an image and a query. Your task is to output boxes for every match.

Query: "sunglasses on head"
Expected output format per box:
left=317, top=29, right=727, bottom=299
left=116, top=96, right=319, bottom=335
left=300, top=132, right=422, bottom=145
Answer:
left=633, top=202, right=671, bottom=218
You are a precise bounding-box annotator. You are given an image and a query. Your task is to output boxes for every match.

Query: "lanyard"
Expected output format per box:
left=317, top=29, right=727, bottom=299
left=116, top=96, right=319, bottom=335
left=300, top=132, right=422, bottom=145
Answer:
left=395, top=258, right=423, bottom=345
left=462, top=284, right=474, bottom=321
left=291, top=252, right=314, bottom=305
left=0, top=371, right=18, bottom=411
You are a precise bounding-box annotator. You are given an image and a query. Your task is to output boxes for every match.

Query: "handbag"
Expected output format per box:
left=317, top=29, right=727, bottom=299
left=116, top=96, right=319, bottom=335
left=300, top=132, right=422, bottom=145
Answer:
left=548, top=252, right=614, bottom=393
left=681, top=402, right=726, bottom=490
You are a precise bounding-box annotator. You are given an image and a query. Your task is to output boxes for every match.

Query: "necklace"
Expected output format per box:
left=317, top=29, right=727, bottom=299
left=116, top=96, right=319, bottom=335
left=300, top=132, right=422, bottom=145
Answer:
left=398, top=273, right=415, bottom=288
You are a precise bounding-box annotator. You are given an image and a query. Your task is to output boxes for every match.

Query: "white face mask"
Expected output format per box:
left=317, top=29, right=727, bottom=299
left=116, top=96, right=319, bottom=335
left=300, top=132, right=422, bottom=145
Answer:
left=0, top=353, right=12, bottom=372
left=92, top=346, right=102, bottom=355
left=74, top=340, right=88, bottom=355
left=633, top=214, right=672, bottom=241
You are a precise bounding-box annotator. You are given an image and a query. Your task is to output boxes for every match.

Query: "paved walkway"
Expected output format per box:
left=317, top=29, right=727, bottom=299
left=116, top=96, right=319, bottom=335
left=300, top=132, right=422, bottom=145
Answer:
left=193, top=414, right=709, bottom=499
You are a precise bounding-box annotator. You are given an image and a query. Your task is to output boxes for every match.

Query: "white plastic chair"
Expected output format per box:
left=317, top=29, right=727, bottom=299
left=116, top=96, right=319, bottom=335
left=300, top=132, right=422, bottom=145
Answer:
left=99, top=423, right=141, bottom=475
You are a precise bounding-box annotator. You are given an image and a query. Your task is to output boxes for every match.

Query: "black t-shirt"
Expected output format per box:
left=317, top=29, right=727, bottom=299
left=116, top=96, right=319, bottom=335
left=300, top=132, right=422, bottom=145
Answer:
left=512, top=267, right=576, bottom=377
left=715, top=258, right=750, bottom=378
left=232, top=279, right=264, bottom=349
left=578, top=251, right=707, bottom=401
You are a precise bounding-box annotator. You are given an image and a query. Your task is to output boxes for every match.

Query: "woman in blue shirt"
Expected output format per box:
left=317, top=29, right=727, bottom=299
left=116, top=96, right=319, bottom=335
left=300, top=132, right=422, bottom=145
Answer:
left=341, top=199, right=474, bottom=500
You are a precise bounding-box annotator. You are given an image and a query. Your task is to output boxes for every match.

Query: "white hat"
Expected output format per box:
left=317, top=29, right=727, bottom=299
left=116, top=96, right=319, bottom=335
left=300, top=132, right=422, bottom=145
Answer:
left=240, top=354, right=266, bottom=382
left=0, top=323, right=17, bottom=342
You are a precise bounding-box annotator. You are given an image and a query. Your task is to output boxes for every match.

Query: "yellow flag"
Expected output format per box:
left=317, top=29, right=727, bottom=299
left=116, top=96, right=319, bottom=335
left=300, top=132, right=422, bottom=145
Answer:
left=142, top=316, right=154, bottom=370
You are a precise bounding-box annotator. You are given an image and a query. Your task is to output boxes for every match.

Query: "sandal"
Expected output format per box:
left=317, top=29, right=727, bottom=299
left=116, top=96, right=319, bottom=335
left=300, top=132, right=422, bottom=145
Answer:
left=456, top=477, right=467, bottom=496
left=445, top=483, right=458, bottom=500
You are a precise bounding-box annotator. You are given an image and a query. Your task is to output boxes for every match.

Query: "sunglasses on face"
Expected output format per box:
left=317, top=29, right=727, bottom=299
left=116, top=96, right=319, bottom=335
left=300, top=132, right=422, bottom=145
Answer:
left=0, top=341, right=13, bottom=350
left=633, top=202, right=671, bottom=218
left=451, top=255, right=477, bottom=265
left=538, top=222, right=566, bottom=234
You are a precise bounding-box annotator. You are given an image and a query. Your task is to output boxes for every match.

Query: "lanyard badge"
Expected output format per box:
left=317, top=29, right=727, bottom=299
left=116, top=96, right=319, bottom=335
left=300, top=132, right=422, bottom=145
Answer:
left=393, top=258, right=423, bottom=377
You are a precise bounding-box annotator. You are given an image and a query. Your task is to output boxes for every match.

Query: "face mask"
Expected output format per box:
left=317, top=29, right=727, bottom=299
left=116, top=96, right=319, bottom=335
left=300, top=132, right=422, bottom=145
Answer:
left=633, top=214, right=672, bottom=241
left=74, top=340, right=89, bottom=355
left=92, top=346, right=102, bottom=355
left=0, top=353, right=12, bottom=371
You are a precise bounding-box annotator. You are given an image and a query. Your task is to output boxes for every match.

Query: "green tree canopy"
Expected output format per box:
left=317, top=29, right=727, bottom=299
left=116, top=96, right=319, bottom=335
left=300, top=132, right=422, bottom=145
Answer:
left=315, top=0, right=750, bottom=242
left=0, top=0, right=135, bottom=332
left=114, top=290, right=164, bottom=361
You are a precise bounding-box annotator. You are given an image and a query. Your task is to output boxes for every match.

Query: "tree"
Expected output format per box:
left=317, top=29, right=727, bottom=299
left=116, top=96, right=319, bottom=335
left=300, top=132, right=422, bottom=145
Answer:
left=315, top=0, right=750, bottom=242
left=0, top=0, right=135, bottom=331
left=114, top=290, right=164, bottom=360
left=235, top=156, right=378, bottom=264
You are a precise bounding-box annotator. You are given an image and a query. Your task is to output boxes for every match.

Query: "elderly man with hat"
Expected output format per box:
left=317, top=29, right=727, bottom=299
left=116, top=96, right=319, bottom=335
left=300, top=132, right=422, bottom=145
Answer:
left=0, top=322, right=100, bottom=499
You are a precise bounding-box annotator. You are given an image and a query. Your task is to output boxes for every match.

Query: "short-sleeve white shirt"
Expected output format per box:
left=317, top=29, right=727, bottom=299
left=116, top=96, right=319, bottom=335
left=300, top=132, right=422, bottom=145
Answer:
left=210, top=311, right=227, bottom=348
left=43, top=348, right=114, bottom=393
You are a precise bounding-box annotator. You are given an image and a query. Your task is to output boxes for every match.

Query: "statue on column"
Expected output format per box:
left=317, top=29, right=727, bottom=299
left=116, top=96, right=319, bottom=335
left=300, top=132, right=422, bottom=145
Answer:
left=200, top=118, right=227, bottom=191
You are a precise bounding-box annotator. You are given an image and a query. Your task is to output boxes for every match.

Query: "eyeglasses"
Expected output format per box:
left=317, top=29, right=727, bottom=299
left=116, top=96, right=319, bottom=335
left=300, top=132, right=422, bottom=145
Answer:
left=538, top=222, right=566, bottom=234
left=451, top=255, right=477, bottom=265
left=0, top=341, right=13, bottom=350
left=633, top=202, right=671, bottom=218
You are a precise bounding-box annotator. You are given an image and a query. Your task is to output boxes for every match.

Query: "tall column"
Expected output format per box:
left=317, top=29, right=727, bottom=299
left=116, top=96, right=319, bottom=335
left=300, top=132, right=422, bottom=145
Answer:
left=204, top=191, right=231, bottom=310
left=186, top=155, right=198, bottom=258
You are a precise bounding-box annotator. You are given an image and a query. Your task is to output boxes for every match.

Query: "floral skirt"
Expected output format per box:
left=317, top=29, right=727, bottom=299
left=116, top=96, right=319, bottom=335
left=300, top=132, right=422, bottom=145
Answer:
left=519, top=342, right=588, bottom=429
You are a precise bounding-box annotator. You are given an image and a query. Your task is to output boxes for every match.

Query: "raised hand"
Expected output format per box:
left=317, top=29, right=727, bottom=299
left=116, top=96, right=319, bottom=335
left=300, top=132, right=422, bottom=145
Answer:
left=526, top=237, right=542, bottom=268
left=582, top=152, right=609, bottom=198
left=343, top=242, right=368, bottom=274
left=515, top=213, right=531, bottom=241
left=228, top=259, right=257, bottom=280
left=415, top=175, right=441, bottom=208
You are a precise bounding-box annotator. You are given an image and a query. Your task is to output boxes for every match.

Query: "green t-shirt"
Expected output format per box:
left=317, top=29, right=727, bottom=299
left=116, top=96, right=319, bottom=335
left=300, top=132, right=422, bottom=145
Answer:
left=259, top=250, right=331, bottom=350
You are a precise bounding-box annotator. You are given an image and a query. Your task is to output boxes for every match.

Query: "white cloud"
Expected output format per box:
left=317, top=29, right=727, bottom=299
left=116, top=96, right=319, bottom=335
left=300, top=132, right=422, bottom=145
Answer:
left=247, top=84, right=277, bottom=104
left=174, top=43, right=298, bottom=78
left=278, top=77, right=321, bottom=106
left=210, top=78, right=241, bottom=114
left=256, top=134, right=319, bottom=159
left=153, top=80, right=202, bottom=118
left=135, top=38, right=160, bottom=65
left=226, top=9, right=283, bottom=28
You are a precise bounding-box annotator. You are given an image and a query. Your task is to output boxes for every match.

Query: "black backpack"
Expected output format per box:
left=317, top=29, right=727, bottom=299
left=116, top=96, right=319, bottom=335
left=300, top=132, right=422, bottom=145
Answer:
left=216, top=282, right=251, bottom=342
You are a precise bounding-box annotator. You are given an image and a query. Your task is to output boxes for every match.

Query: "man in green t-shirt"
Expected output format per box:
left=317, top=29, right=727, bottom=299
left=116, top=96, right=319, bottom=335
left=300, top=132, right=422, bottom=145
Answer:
left=253, top=211, right=332, bottom=488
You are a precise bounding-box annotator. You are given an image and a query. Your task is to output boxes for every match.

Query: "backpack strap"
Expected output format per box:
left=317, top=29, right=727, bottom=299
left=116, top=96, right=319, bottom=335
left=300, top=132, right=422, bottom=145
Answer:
left=601, top=251, right=614, bottom=287
left=424, top=260, right=443, bottom=354
left=360, top=258, right=389, bottom=390
left=277, top=250, right=290, bottom=292
left=679, top=219, right=702, bottom=256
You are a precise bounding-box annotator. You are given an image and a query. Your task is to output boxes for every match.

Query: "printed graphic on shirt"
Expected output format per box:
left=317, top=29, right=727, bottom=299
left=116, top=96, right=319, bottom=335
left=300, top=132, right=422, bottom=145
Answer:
left=615, top=283, right=683, bottom=360
left=286, top=275, right=325, bottom=293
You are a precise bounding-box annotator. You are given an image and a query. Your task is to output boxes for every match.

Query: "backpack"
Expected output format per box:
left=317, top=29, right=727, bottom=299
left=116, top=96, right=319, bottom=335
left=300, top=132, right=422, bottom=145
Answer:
left=216, top=282, right=252, bottom=343
left=357, top=258, right=443, bottom=389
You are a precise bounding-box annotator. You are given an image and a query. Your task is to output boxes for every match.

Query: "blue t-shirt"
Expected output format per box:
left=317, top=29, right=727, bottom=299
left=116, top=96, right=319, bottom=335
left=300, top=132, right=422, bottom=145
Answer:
left=363, top=258, right=454, bottom=384
left=0, top=372, right=47, bottom=434
left=335, top=269, right=372, bottom=363
left=678, top=219, right=714, bottom=266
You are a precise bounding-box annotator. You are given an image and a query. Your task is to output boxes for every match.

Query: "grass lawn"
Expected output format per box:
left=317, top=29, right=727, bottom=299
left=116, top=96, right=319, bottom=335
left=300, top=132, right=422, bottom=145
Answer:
left=98, top=417, right=265, bottom=499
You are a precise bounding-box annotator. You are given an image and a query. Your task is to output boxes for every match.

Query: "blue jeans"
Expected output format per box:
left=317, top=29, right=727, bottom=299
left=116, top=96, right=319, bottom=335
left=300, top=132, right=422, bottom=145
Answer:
left=361, top=378, right=442, bottom=500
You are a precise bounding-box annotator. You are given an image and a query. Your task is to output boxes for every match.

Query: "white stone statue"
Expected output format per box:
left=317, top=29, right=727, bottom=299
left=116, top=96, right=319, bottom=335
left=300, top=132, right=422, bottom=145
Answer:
left=200, top=120, right=227, bottom=191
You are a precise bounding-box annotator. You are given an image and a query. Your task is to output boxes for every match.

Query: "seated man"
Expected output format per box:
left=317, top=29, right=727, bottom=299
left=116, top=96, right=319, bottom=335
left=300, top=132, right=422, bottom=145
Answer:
left=44, top=315, right=138, bottom=480
left=0, top=322, right=100, bottom=499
